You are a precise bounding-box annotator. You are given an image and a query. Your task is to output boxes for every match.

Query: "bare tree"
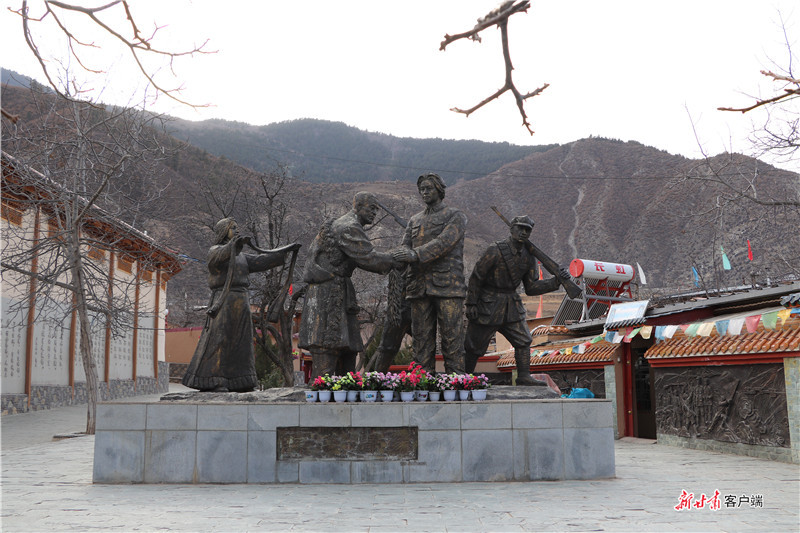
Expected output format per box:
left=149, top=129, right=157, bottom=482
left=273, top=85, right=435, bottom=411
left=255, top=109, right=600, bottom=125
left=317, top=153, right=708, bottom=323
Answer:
left=667, top=18, right=800, bottom=284
left=718, top=15, right=799, bottom=163
left=2, top=84, right=179, bottom=433
left=11, top=0, right=210, bottom=105
left=441, top=0, right=548, bottom=134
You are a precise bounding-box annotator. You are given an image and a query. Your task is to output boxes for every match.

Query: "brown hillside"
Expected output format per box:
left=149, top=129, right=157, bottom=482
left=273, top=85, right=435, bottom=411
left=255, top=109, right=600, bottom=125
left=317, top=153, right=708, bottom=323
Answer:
left=3, top=84, right=798, bottom=325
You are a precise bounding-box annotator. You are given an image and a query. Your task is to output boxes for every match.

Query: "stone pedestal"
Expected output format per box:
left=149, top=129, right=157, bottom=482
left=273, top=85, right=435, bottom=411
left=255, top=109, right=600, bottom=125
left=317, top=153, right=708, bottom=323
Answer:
left=93, top=397, right=615, bottom=484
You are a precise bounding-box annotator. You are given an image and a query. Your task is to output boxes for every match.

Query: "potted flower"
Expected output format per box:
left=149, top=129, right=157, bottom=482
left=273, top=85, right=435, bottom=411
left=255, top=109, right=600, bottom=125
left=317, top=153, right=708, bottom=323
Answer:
left=470, top=374, right=490, bottom=401
left=378, top=372, right=399, bottom=402
left=396, top=370, right=418, bottom=402
left=310, top=374, right=332, bottom=402
left=339, top=372, right=361, bottom=402
left=330, top=375, right=347, bottom=402
left=439, top=373, right=458, bottom=401
left=455, top=374, right=471, bottom=401
left=405, top=362, right=430, bottom=401
left=361, top=371, right=380, bottom=402
left=427, top=373, right=442, bottom=402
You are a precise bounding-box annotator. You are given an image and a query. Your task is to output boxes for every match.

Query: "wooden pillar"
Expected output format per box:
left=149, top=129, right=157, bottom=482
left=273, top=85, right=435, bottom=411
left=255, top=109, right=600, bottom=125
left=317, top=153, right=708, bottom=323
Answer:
left=153, top=269, right=161, bottom=379
left=105, top=250, right=114, bottom=389
left=132, top=261, right=140, bottom=388
left=24, top=207, right=40, bottom=407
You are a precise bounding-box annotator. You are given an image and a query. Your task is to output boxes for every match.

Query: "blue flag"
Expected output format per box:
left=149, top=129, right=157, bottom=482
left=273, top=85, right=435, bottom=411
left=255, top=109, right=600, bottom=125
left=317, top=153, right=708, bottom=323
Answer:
left=692, top=266, right=700, bottom=287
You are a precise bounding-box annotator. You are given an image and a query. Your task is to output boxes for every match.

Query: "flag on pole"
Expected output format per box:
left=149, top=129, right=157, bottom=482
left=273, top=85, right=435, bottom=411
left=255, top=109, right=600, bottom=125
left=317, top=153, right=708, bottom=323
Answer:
left=535, top=261, right=544, bottom=318
left=692, top=266, right=700, bottom=287
left=720, top=246, right=731, bottom=270
left=747, top=239, right=754, bottom=261
left=636, top=262, right=647, bottom=285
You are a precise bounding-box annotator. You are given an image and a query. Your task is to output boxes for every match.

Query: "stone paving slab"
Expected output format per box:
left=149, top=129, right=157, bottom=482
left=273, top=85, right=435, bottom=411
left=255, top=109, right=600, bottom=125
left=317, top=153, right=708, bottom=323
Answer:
left=2, top=435, right=798, bottom=531
left=2, top=387, right=798, bottom=531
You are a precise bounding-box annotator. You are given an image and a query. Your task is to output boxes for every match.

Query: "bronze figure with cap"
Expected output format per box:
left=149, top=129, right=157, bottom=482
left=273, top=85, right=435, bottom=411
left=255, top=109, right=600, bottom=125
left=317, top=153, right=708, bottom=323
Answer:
left=464, top=215, right=570, bottom=384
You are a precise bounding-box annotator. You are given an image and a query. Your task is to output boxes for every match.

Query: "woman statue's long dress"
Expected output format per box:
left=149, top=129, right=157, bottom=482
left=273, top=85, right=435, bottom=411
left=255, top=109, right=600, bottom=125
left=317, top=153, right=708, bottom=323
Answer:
left=182, top=218, right=299, bottom=392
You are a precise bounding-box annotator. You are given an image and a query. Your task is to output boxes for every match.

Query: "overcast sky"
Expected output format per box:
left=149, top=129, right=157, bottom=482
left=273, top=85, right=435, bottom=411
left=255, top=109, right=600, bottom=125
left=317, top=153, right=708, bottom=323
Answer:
left=2, top=1, right=798, bottom=170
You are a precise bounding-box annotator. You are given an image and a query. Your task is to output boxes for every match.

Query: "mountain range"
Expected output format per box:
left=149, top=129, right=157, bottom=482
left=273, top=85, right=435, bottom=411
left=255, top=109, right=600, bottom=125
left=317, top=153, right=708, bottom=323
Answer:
left=2, top=73, right=798, bottom=326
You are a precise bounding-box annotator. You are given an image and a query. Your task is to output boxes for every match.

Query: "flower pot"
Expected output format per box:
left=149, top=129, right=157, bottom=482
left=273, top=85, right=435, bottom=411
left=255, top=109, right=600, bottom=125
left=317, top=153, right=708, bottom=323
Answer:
left=471, top=389, right=487, bottom=401
left=305, top=390, right=318, bottom=403
left=318, top=390, right=332, bottom=403
left=443, top=390, right=457, bottom=402
left=361, top=390, right=378, bottom=403
left=400, top=391, right=415, bottom=402
left=415, top=390, right=429, bottom=402
left=347, top=390, right=359, bottom=402
left=333, top=390, right=347, bottom=402
left=379, top=390, right=394, bottom=402
left=429, top=391, right=441, bottom=402
left=458, top=390, right=471, bottom=401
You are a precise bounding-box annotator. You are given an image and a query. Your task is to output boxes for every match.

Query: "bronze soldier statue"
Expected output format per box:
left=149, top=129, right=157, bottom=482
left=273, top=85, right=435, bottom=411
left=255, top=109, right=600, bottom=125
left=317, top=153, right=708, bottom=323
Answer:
left=392, top=173, right=467, bottom=374
left=183, top=218, right=300, bottom=392
left=299, top=192, right=395, bottom=379
left=464, top=215, right=569, bottom=385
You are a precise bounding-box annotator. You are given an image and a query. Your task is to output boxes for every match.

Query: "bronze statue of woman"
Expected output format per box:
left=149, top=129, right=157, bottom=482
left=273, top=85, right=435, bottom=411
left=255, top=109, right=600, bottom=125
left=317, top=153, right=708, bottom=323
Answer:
left=182, top=217, right=300, bottom=392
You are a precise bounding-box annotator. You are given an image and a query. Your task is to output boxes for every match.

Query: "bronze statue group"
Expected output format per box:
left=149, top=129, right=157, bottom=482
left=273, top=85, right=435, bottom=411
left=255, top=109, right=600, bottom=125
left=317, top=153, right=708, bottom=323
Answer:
left=183, top=173, right=570, bottom=393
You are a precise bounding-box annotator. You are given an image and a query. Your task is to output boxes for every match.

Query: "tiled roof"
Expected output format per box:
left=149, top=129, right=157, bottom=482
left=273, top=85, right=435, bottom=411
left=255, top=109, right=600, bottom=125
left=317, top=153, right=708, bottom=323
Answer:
left=530, top=325, right=570, bottom=336
left=645, top=311, right=800, bottom=360
left=497, top=340, right=618, bottom=369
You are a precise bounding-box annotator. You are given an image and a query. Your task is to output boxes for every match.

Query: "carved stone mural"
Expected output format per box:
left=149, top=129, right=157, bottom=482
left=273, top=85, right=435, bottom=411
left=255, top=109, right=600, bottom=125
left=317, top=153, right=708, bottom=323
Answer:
left=546, top=368, right=606, bottom=398
left=653, top=364, right=789, bottom=448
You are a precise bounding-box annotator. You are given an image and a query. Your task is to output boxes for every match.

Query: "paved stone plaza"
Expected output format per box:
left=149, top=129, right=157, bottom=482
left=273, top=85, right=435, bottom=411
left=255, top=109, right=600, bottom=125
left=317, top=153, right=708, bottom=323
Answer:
left=2, top=388, right=798, bottom=532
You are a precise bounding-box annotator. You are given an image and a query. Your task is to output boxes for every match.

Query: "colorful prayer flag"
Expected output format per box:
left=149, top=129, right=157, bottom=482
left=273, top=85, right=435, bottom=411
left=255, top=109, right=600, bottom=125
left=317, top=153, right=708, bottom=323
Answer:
left=692, top=266, right=700, bottom=287
left=535, top=261, right=543, bottom=318
left=637, top=262, right=647, bottom=285
left=720, top=246, right=731, bottom=270
left=761, top=311, right=778, bottom=330
left=626, top=327, right=642, bottom=341
left=697, top=322, right=715, bottom=337
left=728, top=318, right=745, bottom=335
left=747, top=239, right=754, bottom=261
left=745, top=314, right=761, bottom=333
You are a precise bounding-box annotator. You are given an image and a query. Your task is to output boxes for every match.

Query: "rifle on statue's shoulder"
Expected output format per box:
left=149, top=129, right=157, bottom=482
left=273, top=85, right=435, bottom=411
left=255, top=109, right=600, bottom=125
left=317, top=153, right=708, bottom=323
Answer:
left=376, top=200, right=408, bottom=229
left=490, top=206, right=582, bottom=299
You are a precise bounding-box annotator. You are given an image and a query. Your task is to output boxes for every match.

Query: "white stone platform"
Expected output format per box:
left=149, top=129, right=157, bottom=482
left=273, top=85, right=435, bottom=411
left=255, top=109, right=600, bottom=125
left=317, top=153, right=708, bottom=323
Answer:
left=92, top=399, right=615, bottom=484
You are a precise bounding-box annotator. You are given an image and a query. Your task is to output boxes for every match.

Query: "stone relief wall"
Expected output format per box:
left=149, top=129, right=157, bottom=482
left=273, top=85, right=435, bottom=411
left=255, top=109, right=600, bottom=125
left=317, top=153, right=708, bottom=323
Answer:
left=654, top=364, right=789, bottom=448
left=545, top=368, right=606, bottom=398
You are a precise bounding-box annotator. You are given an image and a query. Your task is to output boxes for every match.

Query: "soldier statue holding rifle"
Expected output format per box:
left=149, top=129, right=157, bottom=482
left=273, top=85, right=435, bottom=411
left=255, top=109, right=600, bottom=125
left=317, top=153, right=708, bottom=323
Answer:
left=464, top=214, right=575, bottom=385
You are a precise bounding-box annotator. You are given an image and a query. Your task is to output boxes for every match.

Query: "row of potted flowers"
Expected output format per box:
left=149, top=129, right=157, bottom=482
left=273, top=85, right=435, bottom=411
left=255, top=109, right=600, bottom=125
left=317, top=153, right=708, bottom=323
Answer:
left=305, top=362, right=491, bottom=403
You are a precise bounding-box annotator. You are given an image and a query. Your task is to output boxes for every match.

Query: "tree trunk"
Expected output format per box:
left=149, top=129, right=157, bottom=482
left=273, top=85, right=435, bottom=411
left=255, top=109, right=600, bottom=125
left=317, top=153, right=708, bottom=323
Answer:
left=68, top=242, right=100, bottom=435
left=277, top=310, right=295, bottom=386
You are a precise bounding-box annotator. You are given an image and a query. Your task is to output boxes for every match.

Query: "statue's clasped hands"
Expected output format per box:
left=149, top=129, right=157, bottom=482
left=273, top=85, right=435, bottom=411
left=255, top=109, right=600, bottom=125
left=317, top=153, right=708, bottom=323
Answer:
left=391, top=247, right=417, bottom=265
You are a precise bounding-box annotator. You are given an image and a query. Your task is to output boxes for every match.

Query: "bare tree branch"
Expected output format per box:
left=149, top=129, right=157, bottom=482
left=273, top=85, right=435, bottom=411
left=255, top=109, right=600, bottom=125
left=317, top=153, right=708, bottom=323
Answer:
left=12, top=0, right=212, bottom=106
left=718, top=70, right=800, bottom=113
left=441, top=0, right=547, bottom=135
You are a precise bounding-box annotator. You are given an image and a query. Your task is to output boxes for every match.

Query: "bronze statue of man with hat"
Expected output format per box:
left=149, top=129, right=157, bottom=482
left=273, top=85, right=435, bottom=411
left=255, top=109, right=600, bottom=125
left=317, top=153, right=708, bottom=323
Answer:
left=464, top=215, right=570, bottom=384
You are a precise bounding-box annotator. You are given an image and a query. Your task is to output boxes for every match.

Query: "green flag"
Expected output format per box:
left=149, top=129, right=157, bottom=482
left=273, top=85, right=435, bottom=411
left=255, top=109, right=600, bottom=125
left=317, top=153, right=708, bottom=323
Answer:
left=720, top=246, right=731, bottom=270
